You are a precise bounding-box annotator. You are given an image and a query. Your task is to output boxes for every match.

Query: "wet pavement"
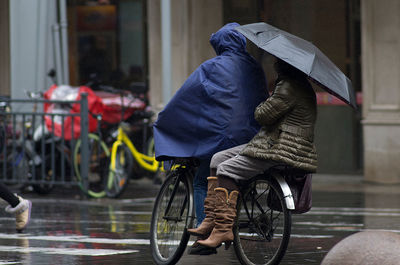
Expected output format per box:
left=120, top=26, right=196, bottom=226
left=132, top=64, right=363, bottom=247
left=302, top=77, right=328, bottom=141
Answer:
left=0, top=174, right=399, bottom=265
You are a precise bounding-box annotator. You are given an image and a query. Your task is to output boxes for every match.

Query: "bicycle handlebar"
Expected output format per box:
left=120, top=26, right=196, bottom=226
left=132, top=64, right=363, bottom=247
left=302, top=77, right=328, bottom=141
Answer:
left=95, top=84, right=123, bottom=95
left=172, top=158, right=200, bottom=168
left=25, top=90, right=45, bottom=99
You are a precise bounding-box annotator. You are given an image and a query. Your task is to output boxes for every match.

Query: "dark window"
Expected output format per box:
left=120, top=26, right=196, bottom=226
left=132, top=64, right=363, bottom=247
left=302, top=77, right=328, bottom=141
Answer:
left=67, top=0, right=147, bottom=89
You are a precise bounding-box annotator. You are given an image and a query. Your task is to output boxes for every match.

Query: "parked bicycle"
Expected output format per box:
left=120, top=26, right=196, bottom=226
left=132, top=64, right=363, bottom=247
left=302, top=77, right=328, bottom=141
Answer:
left=0, top=93, right=50, bottom=194
left=26, top=84, right=109, bottom=197
left=150, top=157, right=303, bottom=265
left=25, top=89, right=57, bottom=194
left=94, top=84, right=161, bottom=198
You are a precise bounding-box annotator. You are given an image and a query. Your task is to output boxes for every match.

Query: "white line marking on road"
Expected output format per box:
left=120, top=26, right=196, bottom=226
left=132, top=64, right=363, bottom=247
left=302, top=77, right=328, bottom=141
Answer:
left=306, top=211, right=400, bottom=217
left=0, top=233, right=148, bottom=245
left=290, top=234, right=334, bottom=239
left=0, top=261, right=21, bottom=265
left=0, top=217, right=149, bottom=226
left=0, top=246, right=138, bottom=256
left=293, top=222, right=364, bottom=227
left=120, top=198, right=155, bottom=203
left=238, top=232, right=333, bottom=239
left=312, top=207, right=400, bottom=212
left=98, top=211, right=152, bottom=215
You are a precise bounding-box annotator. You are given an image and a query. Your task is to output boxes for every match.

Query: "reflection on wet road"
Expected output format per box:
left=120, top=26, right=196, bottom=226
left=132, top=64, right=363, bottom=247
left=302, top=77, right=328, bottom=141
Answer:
left=0, top=178, right=399, bottom=264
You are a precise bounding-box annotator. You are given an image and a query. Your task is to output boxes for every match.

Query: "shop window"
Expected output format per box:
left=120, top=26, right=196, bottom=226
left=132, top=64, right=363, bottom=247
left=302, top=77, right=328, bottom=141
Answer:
left=67, top=0, right=147, bottom=89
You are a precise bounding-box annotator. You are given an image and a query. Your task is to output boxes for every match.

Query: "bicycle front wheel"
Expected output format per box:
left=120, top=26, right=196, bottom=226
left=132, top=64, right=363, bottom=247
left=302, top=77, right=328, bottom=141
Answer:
left=150, top=170, right=194, bottom=265
left=74, top=133, right=110, bottom=198
left=234, top=177, right=291, bottom=265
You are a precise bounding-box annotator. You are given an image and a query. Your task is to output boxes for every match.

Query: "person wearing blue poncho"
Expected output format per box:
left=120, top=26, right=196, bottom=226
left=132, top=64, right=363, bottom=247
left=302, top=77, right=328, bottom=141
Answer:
left=153, top=22, right=268, bottom=254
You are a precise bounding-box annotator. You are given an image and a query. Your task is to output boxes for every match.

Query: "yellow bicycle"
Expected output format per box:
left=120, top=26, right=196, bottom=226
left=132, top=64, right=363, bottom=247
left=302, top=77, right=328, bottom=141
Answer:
left=102, top=86, right=161, bottom=198
left=107, top=122, right=160, bottom=197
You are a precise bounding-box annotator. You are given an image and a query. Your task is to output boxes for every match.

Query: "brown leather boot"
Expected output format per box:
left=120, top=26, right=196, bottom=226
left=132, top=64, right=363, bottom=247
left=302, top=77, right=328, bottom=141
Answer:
left=187, top=236, right=218, bottom=255
left=187, top=176, right=218, bottom=236
left=197, top=188, right=239, bottom=249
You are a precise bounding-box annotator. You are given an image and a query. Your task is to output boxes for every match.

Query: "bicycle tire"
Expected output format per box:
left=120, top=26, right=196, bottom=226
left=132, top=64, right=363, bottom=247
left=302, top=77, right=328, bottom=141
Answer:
left=106, top=142, right=133, bottom=198
left=32, top=145, right=57, bottom=195
left=150, top=169, right=194, bottom=265
left=234, top=176, right=291, bottom=265
left=74, top=133, right=110, bottom=198
left=32, top=166, right=55, bottom=195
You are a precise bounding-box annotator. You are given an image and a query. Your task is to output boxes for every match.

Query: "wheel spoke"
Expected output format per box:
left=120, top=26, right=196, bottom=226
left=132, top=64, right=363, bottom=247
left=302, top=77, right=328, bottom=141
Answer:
left=74, top=134, right=109, bottom=198
left=106, top=144, right=130, bottom=197
left=234, top=178, right=291, bottom=265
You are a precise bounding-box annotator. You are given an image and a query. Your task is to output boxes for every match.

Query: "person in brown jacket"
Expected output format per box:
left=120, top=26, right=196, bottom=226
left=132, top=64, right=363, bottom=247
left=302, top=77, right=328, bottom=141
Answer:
left=188, top=58, right=317, bottom=250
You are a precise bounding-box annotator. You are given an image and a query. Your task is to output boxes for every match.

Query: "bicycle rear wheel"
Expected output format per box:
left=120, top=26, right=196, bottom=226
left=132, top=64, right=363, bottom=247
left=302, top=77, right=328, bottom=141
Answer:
left=150, top=169, right=194, bottom=265
left=74, top=133, right=110, bottom=198
left=106, top=142, right=133, bottom=198
left=234, top=176, right=291, bottom=265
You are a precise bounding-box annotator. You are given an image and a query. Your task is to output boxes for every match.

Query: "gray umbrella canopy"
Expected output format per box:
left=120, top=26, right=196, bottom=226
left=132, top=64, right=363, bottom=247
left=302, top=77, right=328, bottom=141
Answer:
left=236, top=22, right=357, bottom=109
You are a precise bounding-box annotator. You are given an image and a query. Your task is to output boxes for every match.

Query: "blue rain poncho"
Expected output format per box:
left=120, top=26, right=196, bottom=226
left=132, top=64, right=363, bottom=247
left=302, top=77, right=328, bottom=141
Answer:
left=154, top=23, right=268, bottom=161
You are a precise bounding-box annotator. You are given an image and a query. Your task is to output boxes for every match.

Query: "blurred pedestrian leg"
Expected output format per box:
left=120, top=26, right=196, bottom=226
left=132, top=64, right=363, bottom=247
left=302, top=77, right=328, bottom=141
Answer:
left=1, top=183, right=32, bottom=232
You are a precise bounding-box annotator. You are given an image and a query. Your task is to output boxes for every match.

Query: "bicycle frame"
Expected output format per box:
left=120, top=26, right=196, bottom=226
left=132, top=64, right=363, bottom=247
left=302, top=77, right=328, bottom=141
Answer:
left=163, top=172, right=188, bottom=222
left=111, top=126, right=159, bottom=172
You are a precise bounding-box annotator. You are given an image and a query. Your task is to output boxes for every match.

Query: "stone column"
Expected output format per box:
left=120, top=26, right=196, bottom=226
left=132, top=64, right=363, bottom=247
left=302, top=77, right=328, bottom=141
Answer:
left=361, top=0, right=400, bottom=183
left=147, top=0, right=222, bottom=111
left=0, top=0, right=10, bottom=96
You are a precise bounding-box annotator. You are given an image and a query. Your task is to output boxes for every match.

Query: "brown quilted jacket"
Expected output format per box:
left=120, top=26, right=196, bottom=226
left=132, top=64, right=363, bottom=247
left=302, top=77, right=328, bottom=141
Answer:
left=240, top=76, right=318, bottom=172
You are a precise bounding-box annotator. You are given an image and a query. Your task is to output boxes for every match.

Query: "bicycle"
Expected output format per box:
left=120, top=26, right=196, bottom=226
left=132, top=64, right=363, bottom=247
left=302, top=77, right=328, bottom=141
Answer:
left=30, top=84, right=110, bottom=198
left=150, top=158, right=302, bottom=265
left=31, top=120, right=110, bottom=198
left=96, top=85, right=161, bottom=198
left=0, top=94, right=45, bottom=193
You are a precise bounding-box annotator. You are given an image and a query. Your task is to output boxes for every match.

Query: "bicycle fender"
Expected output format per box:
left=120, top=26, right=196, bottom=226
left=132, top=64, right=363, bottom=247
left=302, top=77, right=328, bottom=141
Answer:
left=274, top=174, right=295, bottom=210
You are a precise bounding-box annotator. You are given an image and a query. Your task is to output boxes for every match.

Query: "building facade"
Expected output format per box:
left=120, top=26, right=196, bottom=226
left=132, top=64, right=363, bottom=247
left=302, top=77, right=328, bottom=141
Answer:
left=361, top=0, right=400, bottom=183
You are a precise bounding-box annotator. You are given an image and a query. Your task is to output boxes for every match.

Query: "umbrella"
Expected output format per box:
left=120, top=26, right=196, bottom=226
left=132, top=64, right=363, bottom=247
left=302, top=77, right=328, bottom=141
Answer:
left=235, top=22, right=357, bottom=109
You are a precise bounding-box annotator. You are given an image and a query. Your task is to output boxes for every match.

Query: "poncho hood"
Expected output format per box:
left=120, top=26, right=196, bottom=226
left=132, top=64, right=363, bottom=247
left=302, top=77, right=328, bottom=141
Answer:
left=210, top=22, right=247, bottom=55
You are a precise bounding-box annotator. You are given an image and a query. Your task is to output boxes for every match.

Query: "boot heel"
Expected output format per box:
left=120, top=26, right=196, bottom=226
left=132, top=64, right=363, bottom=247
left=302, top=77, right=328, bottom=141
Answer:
left=224, top=241, right=232, bottom=250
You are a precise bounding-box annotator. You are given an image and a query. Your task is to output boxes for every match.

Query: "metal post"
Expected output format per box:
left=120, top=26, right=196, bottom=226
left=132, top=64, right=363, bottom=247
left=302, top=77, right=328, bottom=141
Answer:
left=161, top=0, right=172, bottom=104
left=52, top=23, right=63, bottom=85
left=59, top=0, right=69, bottom=84
left=36, top=0, right=49, bottom=91
left=80, top=93, right=89, bottom=190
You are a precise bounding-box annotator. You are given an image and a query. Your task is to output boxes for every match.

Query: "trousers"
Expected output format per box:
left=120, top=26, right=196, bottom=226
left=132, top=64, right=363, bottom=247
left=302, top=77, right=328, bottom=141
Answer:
left=210, top=144, right=278, bottom=181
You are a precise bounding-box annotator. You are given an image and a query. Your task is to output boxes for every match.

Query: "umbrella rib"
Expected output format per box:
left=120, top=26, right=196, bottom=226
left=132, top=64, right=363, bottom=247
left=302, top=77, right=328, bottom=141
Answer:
left=307, top=53, right=317, bottom=76
left=256, top=34, right=281, bottom=48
